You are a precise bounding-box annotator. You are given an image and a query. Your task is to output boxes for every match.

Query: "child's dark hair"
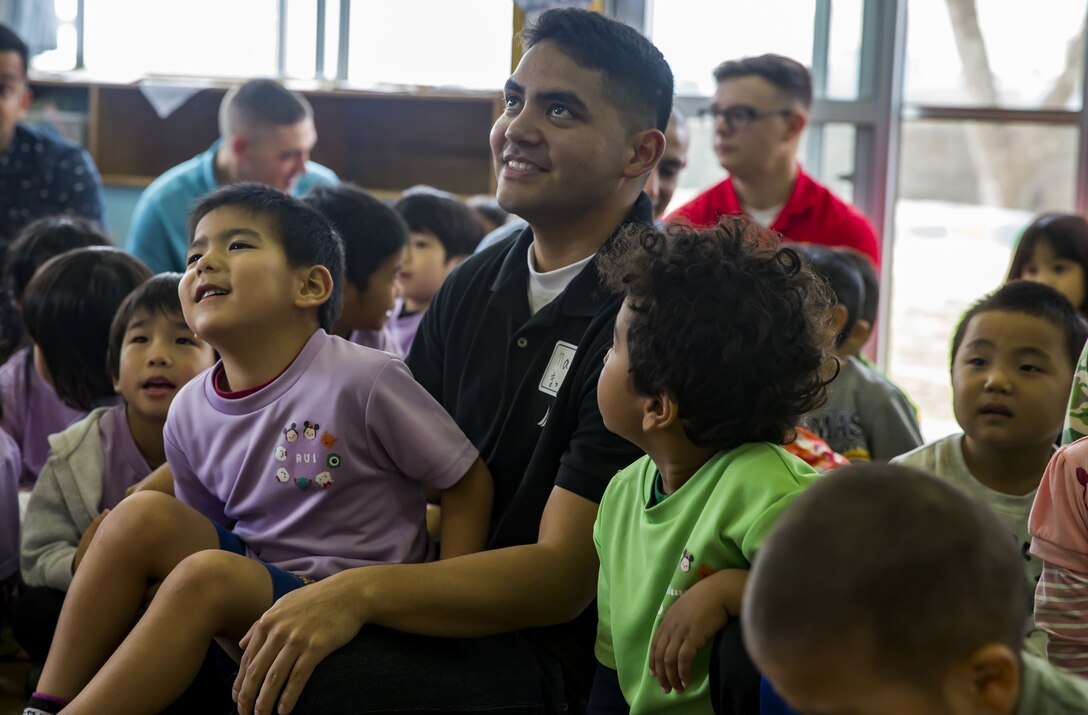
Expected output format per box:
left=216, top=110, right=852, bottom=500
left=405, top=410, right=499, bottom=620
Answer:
left=840, top=249, right=879, bottom=326
left=1, top=216, right=110, bottom=357
left=744, top=464, right=1026, bottom=688
left=188, top=183, right=345, bottom=332
left=302, top=184, right=408, bottom=291
left=0, top=24, right=28, bottom=77
left=795, top=244, right=863, bottom=347
left=22, top=247, right=153, bottom=410
left=951, top=280, right=1088, bottom=369
left=522, top=8, right=674, bottom=132
left=466, top=195, right=509, bottom=231
left=598, top=217, right=834, bottom=450
left=1006, top=212, right=1088, bottom=310
left=395, top=190, right=486, bottom=259
left=107, top=273, right=187, bottom=382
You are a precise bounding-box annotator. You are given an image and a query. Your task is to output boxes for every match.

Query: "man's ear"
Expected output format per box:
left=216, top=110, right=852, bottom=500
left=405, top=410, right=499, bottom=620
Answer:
left=294, top=264, right=334, bottom=311
left=784, top=109, right=807, bottom=142
left=642, top=391, right=680, bottom=434
left=830, top=303, right=849, bottom=337
left=17, top=85, right=31, bottom=119
left=623, top=128, right=667, bottom=180
left=230, top=135, right=248, bottom=160
left=959, top=643, right=1019, bottom=712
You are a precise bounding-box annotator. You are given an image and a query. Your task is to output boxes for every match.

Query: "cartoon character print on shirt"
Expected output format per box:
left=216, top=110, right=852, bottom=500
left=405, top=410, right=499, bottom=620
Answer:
left=656, top=547, right=722, bottom=618
left=273, top=419, right=340, bottom=492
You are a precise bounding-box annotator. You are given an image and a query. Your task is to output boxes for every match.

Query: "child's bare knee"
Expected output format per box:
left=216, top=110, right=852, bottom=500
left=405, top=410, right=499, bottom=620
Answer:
left=97, top=491, right=182, bottom=548
left=159, top=550, right=240, bottom=609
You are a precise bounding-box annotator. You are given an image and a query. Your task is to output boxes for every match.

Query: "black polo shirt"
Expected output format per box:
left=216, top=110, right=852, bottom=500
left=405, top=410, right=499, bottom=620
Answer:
left=407, top=194, right=652, bottom=686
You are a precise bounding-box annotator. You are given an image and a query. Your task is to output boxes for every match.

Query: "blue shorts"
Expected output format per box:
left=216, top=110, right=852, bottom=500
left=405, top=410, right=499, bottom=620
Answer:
left=213, top=522, right=309, bottom=601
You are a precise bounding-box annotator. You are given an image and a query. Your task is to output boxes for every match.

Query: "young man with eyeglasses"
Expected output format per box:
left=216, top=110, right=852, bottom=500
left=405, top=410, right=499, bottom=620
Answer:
left=668, top=54, right=881, bottom=268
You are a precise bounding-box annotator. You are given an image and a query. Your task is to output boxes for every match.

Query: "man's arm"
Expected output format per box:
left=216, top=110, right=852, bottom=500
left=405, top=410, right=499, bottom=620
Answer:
left=437, top=456, right=492, bottom=559
left=233, top=486, right=600, bottom=713
left=125, top=193, right=181, bottom=274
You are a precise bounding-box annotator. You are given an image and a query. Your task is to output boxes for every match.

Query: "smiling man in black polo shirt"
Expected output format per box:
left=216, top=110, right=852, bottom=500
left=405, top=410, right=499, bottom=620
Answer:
left=231, top=9, right=671, bottom=714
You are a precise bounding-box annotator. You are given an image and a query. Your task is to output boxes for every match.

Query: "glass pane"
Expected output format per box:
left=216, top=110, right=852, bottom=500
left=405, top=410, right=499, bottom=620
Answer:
left=83, top=0, right=278, bottom=79
left=825, top=0, right=864, bottom=100
left=31, top=23, right=77, bottom=73
left=284, top=0, right=319, bottom=79
left=347, top=0, right=512, bottom=89
left=889, top=120, right=1078, bottom=439
left=811, top=122, right=856, bottom=203
left=905, top=0, right=1087, bottom=109
left=663, top=110, right=727, bottom=213
left=652, top=0, right=817, bottom=97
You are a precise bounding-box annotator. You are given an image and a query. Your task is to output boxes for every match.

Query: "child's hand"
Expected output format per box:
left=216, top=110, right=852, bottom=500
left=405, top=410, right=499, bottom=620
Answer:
left=72, top=509, right=109, bottom=573
left=648, top=569, right=748, bottom=695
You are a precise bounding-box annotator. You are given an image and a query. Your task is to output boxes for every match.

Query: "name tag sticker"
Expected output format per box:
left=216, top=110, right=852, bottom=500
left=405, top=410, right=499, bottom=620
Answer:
left=539, top=341, right=578, bottom=396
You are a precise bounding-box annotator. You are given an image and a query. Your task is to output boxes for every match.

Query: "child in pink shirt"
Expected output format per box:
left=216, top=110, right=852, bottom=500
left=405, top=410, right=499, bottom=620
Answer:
left=1029, top=438, right=1088, bottom=677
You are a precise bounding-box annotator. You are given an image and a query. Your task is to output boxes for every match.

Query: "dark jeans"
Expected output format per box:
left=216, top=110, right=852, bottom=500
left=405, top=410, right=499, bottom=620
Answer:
left=285, top=625, right=576, bottom=714
left=585, top=620, right=761, bottom=715
left=13, top=586, right=233, bottom=713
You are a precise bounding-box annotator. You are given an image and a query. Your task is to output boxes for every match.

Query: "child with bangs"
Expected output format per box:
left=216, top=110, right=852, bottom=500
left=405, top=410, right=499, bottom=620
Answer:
left=26, top=184, right=491, bottom=715
left=14, top=274, right=216, bottom=666
left=894, top=281, right=1088, bottom=654
left=588, top=217, right=834, bottom=713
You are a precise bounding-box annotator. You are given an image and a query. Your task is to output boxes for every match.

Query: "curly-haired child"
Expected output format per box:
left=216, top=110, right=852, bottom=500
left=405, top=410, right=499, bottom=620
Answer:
left=587, top=217, right=835, bottom=713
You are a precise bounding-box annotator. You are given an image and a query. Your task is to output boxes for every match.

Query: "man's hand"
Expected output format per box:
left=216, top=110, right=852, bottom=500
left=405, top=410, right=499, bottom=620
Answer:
left=648, top=569, right=748, bottom=694
left=72, top=509, right=109, bottom=574
left=233, top=570, right=367, bottom=715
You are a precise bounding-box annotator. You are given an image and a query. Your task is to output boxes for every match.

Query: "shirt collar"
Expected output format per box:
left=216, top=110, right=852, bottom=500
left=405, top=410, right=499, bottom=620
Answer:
left=771, top=166, right=815, bottom=229
left=489, top=193, right=654, bottom=319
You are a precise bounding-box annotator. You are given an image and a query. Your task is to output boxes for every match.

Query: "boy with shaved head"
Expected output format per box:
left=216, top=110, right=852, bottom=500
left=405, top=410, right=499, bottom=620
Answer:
left=745, top=464, right=1088, bottom=715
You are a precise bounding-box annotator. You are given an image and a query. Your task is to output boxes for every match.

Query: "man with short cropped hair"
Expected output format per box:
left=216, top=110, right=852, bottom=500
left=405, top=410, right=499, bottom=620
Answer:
left=647, top=106, right=690, bottom=219
left=126, top=79, right=337, bottom=272
left=0, top=24, right=105, bottom=254
left=668, top=54, right=880, bottom=267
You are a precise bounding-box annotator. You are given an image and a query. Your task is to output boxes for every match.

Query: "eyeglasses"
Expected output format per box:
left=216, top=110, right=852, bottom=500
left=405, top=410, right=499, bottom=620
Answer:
left=698, top=104, right=794, bottom=131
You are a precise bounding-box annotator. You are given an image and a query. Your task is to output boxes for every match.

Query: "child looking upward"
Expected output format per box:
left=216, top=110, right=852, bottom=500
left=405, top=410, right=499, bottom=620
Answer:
left=15, top=274, right=215, bottom=664
left=894, top=281, right=1087, bottom=634
left=393, top=189, right=485, bottom=355
left=745, top=464, right=1088, bottom=715
left=588, top=217, right=833, bottom=713
left=303, top=183, right=408, bottom=356
left=26, top=185, right=492, bottom=715
left=3, top=247, right=151, bottom=487
left=800, top=244, right=922, bottom=462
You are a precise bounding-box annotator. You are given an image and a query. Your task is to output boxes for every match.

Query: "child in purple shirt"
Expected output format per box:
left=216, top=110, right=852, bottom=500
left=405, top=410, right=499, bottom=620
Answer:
left=27, top=185, right=493, bottom=715
left=303, top=183, right=408, bottom=357
left=15, top=274, right=215, bottom=664
left=2, top=246, right=151, bottom=488
left=393, top=188, right=485, bottom=356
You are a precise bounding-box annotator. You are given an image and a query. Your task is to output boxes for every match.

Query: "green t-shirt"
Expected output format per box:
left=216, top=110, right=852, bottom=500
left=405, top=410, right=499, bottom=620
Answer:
left=1016, top=652, right=1088, bottom=714
left=594, top=443, right=819, bottom=714
left=1064, top=340, right=1088, bottom=444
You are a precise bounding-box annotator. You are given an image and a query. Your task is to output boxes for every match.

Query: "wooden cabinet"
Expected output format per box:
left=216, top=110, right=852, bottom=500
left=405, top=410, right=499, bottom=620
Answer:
left=28, top=78, right=502, bottom=197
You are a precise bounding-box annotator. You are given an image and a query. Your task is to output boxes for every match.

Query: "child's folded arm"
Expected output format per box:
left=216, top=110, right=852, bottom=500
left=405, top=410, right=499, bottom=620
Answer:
left=649, top=568, right=749, bottom=695
left=20, top=458, right=92, bottom=590
left=438, top=457, right=493, bottom=559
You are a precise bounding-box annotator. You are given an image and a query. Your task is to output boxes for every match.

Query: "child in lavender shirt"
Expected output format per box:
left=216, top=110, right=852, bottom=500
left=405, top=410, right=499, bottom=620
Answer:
left=393, top=188, right=485, bottom=356
left=2, top=247, right=151, bottom=488
left=27, top=185, right=493, bottom=715
left=303, top=183, right=408, bottom=357
left=14, top=275, right=215, bottom=664
left=0, top=424, right=21, bottom=611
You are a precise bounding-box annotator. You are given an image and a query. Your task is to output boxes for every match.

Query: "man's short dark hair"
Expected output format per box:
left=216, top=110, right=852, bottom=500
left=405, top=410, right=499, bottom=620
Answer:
left=796, top=244, right=863, bottom=347
left=219, top=79, right=313, bottom=138
left=521, top=8, right=674, bottom=131
left=395, top=190, right=486, bottom=259
left=597, top=217, right=834, bottom=450
left=713, top=54, right=813, bottom=110
left=950, top=280, right=1088, bottom=369
left=303, top=183, right=409, bottom=291
left=840, top=249, right=879, bottom=326
left=107, top=273, right=189, bottom=382
left=744, top=465, right=1027, bottom=688
left=188, top=184, right=345, bottom=332
left=23, top=247, right=153, bottom=410
left=0, top=24, right=28, bottom=78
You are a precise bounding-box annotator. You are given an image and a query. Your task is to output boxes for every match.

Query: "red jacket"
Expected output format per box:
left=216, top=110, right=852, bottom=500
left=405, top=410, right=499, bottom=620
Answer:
left=667, top=168, right=881, bottom=268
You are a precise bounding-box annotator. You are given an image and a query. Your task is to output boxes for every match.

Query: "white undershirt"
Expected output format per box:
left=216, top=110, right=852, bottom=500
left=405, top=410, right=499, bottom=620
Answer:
left=745, top=203, right=784, bottom=228
left=527, top=242, right=596, bottom=315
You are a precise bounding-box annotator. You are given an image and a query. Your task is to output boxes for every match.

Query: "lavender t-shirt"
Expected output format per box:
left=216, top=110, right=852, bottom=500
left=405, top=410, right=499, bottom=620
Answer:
left=165, top=330, right=479, bottom=581
left=97, top=405, right=152, bottom=511
left=0, top=348, right=87, bottom=487
left=390, top=304, right=425, bottom=358
left=0, top=428, right=21, bottom=579
left=348, top=326, right=403, bottom=358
